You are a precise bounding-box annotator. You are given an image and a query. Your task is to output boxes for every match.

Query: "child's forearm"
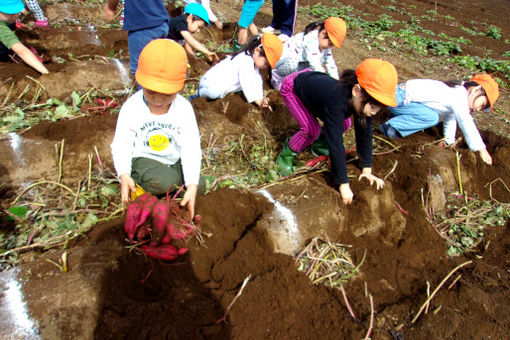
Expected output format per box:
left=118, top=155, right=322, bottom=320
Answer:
left=11, top=42, right=49, bottom=74
left=183, top=34, right=211, bottom=55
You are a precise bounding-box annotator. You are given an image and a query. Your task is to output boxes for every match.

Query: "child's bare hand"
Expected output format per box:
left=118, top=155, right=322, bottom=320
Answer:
left=207, top=52, right=220, bottom=63
left=339, top=183, right=353, bottom=205
left=261, top=97, right=273, bottom=111
left=119, top=174, right=136, bottom=205
left=103, top=3, right=116, bottom=21
left=358, top=168, right=385, bottom=190
left=180, top=184, right=198, bottom=218
left=478, top=148, right=493, bottom=165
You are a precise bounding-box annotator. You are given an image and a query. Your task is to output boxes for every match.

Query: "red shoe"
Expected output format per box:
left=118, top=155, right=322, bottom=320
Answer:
left=15, top=20, right=26, bottom=29
left=34, top=19, right=49, bottom=28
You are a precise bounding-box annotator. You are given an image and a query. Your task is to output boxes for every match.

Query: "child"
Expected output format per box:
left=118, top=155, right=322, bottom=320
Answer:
left=271, top=17, right=346, bottom=90
left=276, top=59, right=398, bottom=204
left=17, top=0, right=48, bottom=27
left=0, top=0, right=49, bottom=74
left=196, top=33, right=283, bottom=109
left=167, top=3, right=219, bottom=62
left=103, top=0, right=170, bottom=76
left=111, top=39, right=204, bottom=218
left=261, top=0, right=298, bottom=40
left=379, top=74, right=499, bottom=165
left=183, top=0, right=223, bottom=29
left=236, top=0, right=264, bottom=47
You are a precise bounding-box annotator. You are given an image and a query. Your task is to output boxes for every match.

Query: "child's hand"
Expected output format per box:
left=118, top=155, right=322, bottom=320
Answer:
left=261, top=97, right=273, bottom=111
left=358, top=168, right=385, bottom=190
left=207, top=52, right=220, bottom=63
left=119, top=173, right=136, bottom=205
left=181, top=184, right=198, bottom=219
left=103, top=3, right=116, bottom=21
left=478, top=148, right=493, bottom=165
left=339, top=183, right=353, bottom=204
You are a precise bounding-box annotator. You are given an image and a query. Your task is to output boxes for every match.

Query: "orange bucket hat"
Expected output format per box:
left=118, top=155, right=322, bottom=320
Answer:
left=471, top=74, right=499, bottom=112
left=135, top=39, right=188, bottom=94
left=261, top=33, right=283, bottom=69
left=324, top=17, right=347, bottom=48
left=355, top=58, right=398, bottom=107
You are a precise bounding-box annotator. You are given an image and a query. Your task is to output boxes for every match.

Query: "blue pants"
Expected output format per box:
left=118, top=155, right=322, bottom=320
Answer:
left=270, top=0, right=298, bottom=36
left=127, top=23, right=169, bottom=76
left=238, top=0, right=264, bottom=28
left=388, top=86, right=440, bottom=137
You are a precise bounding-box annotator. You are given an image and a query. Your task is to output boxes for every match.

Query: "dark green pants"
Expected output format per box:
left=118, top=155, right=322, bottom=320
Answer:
left=131, top=157, right=205, bottom=196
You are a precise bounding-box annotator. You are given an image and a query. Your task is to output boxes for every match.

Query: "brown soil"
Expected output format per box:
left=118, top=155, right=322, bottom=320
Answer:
left=1, top=0, right=509, bottom=339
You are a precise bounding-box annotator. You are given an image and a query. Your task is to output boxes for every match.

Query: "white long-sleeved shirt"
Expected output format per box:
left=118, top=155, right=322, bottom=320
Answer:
left=404, top=79, right=485, bottom=151
left=111, top=90, right=202, bottom=185
left=282, top=30, right=339, bottom=79
left=199, top=52, right=263, bottom=103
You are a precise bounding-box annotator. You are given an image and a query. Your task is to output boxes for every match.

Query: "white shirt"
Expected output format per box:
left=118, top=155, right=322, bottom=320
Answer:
left=282, top=30, right=339, bottom=79
left=199, top=53, right=263, bottom=103
left=405, top=79, right=485, bottom=151
left=111, top=90, right=202, bottom=185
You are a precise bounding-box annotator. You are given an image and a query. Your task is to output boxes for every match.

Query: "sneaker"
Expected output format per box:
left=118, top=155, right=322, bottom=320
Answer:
left=379, top=122, right=400, bottom=138
left=15, top=20, right=26, bottom=29
left=34, top=19, right=49, bottom=28
left=261, top=26, right=281, bottom=34
left=278, top=34, right=290, bottom=42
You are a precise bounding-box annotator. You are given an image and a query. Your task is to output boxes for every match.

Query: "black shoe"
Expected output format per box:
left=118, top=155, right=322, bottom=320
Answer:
left=379, top=123, right=400, bottom=138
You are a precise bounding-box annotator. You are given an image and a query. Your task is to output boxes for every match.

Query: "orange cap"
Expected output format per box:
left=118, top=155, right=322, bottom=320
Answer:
left=261, top=33, right=283, bottom=68
left=355, top=58, right=398, bottom=107
left=324, top=17, right=347, bottom=48
left=135, top=39, right=188, bottom=94
left=471, top=73, right=499, bottom=112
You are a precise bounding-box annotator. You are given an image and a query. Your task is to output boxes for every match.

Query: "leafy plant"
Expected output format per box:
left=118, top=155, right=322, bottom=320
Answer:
left=486, top=25, right=502, bottom=40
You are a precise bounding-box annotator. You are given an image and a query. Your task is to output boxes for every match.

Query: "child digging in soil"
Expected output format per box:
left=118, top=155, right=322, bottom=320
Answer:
left=167, top=3, right=219, bottom=63
left=17, top=0, right=48, bottom=28
left=379, top=74, right=500, bottom=165
left=276, top=59, right=398, bottom=204
left=271, top=17, right=346, bottom=90
left=195, top=33, right=283, bottom=110
left=0, top=0, right=49, bottom=74
left=183, top=0, right=223, bottom=29
left=111, top=39, right=205, bottom=218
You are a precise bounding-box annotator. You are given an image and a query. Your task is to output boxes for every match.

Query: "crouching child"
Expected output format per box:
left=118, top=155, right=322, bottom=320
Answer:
left=111, top=39, right=205, bottom=218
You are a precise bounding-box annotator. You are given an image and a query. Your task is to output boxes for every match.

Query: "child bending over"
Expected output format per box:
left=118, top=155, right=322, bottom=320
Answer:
left=167, top=3, right=219, bottom=63
left=0, top=0, right=49, bottom=74
left=277, top=59, right=398, bottom=204
left=272, top=17, right=346, bottom=90
left=196, top=33, right=283, bottom=110
left=379, top=74, right=499, bottom=165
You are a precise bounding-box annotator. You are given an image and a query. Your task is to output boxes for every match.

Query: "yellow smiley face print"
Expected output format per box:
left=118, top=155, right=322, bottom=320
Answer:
left=148, top=134, right=169, bottom=151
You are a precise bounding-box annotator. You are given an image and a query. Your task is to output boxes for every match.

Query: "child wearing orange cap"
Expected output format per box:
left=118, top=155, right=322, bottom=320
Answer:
left=271, top=17, right=347, bottom=90
left=0, top=0, right=49, bottom=74
left=379, top=74, right=499, bottom=165
left=277, top=59, right=399, bottom=204
left=196, top=33, right=283, bottom=110
left=111, top=39, right=204, bottom=218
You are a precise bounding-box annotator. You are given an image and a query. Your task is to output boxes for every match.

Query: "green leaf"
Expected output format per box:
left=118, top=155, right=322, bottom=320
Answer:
left=7, top=206, right=28, bottom=220
left=100, top=184, right=119, bottom=197
left=82, top=212, right=98, bottom=228
left=54, top=105, right=71, bottom=119
left=71, top=91, right=81, bottom=110
left=47, top=98, right=63, bottom=106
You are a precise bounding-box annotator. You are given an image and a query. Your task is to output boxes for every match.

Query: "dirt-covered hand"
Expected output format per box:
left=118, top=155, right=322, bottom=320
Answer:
left=103, top=3, right=116, bottom=21
left=120, top=174, right=136, bottom=205
left=180, top=184, right=198, bottom=218
left=339, top=183, right=353, bottom=204
left=478, top=148, right=493, bottom=165
left=207, top=52, right=220, bottom=63
left=358, top=168, right=385, bottom=190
